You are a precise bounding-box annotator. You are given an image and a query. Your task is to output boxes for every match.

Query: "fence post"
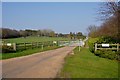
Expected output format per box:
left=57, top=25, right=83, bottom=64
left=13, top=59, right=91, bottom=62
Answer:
left=95, top=43, right=97, bottom=52
left=57, top=41, right=59, bottom=46
left=13, top=43, right=16, bottom=51
left=37, top=42, right=39, bottom=48
left=24, top=43, right=26, bottom=49
left=38, top=42, right=39, bottom=48
left=32, top=42, right=33, bottom=49
left=41, top=45, right=43, bottom=50
left=35, top=42, right=37, bottom=47
left=117, top=43, right=119, bottom=51
left=79, top=45, right=80, bottom=51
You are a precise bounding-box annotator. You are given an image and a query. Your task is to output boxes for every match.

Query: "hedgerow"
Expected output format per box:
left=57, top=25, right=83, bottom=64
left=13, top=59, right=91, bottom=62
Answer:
left=88, top=37, right=120, bottom=60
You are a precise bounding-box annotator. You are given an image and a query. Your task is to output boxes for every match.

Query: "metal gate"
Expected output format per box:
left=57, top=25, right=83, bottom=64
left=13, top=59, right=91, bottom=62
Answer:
left=58, top=40, right=78, bottom=47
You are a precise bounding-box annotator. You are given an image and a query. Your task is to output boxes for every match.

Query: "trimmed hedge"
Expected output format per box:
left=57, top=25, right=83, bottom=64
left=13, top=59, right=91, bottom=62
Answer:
left=88, top=37, right=120, bottom=60
left=95, top=50, right=118, bottom=60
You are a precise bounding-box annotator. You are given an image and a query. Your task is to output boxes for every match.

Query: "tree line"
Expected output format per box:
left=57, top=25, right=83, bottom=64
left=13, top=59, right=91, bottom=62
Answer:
left=0, top=28, right=85, bottom=39
left=0, top=28, right=56, bottom=39
left=87, top=1, right=120, bottom=43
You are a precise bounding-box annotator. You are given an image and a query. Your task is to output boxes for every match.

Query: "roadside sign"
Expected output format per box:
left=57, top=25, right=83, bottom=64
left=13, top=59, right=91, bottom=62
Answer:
left=7, top=43, right=12, bottom=46
left=53, top=41, right=57, bottom=44
left=102, top=44, right=109, bottom=47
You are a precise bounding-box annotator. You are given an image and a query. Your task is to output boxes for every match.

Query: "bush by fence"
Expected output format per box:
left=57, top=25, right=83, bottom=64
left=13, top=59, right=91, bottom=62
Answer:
left=88, top=38, right=98, bottom=53
left=95, top=50, right=119, bottom=60
left=88, top=38, right=120, bottom=60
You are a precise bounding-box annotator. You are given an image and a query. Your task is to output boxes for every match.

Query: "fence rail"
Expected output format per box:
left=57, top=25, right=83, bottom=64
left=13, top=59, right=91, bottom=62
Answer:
left=95, top=43, right=120, bottom=51
left=2, top=41, right=58, bottom=52
left=2, top=40, right=76, bottom=52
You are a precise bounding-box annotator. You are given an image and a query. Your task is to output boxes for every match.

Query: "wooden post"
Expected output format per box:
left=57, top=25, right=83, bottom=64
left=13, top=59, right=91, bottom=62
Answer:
left=13, top=43, right=16, bottom=51
left=41, top=45, right=43, bottom=50
left=38, top=42, right=40, bottom=48
left=95, top=43, right=97, bottom=52
left=37, top=42, right=39, bottom=48
left=57, top=41, right=59, bottom=46
left=24, top=43, right=26, bottom=49
left=117, top=43, right=119, bottom=51
left=35, top=42, right=37, bottom=48
left=79, top=46, right=80, bottom=51
left=52, top=41, right=54, bottom=46
left=32, top=42, right=33, bottom=49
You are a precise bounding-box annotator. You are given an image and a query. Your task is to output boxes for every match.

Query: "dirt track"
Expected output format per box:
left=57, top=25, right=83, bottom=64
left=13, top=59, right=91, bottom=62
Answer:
left=2, top=46, right=76, bottom=78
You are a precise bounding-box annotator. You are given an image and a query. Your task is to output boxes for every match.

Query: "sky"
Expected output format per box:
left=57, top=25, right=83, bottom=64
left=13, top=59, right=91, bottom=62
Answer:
left=2, top=2, right=102, bottom=34
left=1, top=0, right=108, bottom=2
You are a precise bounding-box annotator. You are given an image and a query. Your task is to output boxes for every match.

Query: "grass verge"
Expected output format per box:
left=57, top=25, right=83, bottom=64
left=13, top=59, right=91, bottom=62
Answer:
left=59, top=47, right=118, bottom=78
left=1, top=46, right=62, bottom=60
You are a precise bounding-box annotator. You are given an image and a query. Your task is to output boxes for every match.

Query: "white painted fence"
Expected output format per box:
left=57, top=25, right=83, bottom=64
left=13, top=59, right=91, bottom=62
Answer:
left=95, top=43, right=119, bottom=51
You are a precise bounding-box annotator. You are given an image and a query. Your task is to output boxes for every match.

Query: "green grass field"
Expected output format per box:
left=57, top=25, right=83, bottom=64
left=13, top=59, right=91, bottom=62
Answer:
left=2, top=36, right=70, bottom=43
left=59, top=47, right=118, bottom=78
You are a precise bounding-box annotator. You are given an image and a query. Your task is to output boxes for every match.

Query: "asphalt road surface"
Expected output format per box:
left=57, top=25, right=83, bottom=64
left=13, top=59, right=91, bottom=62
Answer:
left=2, top=45, right=76, bottom=78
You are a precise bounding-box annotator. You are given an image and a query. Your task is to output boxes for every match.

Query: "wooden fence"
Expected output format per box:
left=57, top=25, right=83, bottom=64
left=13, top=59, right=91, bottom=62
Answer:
left=2, top=41, right=58, bottom=51
left=2, top=40, right=75, bottom=52
left=95, top=43, right=120, bottom=51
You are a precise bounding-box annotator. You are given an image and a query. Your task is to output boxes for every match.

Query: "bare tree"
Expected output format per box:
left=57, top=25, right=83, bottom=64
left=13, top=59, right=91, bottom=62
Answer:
left=87, top=25, right=98, bottom=38
left=99, top=0, right=119, bottom=20
left=96, top=0, right=120, bottom=42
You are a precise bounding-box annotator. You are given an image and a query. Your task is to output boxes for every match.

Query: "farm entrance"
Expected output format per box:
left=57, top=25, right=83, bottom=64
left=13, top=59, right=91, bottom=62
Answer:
left=58, top=40, right=78, bottom=47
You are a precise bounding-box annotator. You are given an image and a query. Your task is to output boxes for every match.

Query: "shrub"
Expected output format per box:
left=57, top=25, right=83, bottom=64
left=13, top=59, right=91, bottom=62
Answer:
left=95, top=50, right=117, bottom=60
left=108, top=51, right=117, bottom=60
left=2, top=45, right=15, bottom=53
left=88, top=37, right=119, bottom=60
left=88, top=38, right=98, bottom=53
left=115, top=51, right=120, bottom=60
left=96, top=36, right=117, bottom=44
left=94, top=50, right=101, bottom=56
left=88, top=43, right=95, bottom=53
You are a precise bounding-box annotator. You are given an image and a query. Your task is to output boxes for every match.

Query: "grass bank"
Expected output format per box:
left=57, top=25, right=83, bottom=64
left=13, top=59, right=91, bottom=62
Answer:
left=59, top=47, right=118, bottom=78
left=1, top=46, right=62, bottom=60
